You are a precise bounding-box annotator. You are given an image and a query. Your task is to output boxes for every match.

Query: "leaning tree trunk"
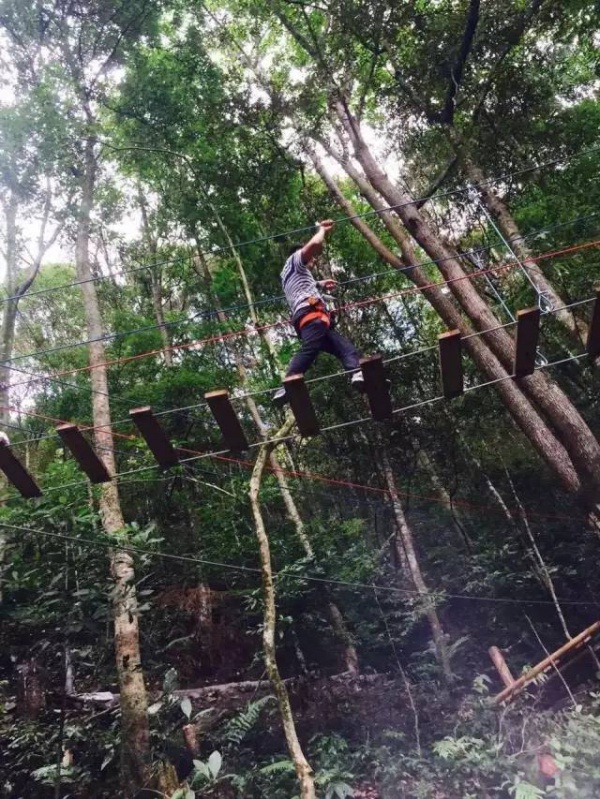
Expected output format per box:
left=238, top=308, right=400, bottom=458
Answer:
left=413, top=442, right=473, bottom=554
left=76, top=137, right=150, bottom=794
left=307, top=143, right=584, bottom=499
left=462, top=158, right=588, bottom=342
left=0, top=181, right=61, bottom=603
left=380, top=445, right=452, bottom=682
left=311, top=114, right=600, bottom=509
left=249, top=414, right=316, bottom=799
left=330, top=101, right=600, bottom=504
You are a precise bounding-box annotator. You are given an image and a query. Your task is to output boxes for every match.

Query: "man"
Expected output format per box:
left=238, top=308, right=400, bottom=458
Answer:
left=272, top=219, right=364, bottom=406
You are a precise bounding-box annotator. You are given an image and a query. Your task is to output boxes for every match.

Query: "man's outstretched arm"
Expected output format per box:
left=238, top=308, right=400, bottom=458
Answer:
left=301, top=219, right=334, bottom=266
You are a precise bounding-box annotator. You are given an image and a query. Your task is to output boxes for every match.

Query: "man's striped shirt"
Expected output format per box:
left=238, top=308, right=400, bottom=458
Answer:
left=281, top=250, right=325, bottom=317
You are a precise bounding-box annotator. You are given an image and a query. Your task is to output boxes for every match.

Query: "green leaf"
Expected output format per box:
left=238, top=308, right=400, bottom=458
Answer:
left=208, top=750, right=222, bottom=779
left=180, top=697, right=192, bottom=719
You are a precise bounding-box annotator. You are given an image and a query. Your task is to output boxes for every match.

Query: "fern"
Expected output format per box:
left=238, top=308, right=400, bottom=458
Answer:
left=221, top=695, right=276, bottom=745
left=509, top=781, right=544, bottom=799
left=258, top=759, right=296, bottom=775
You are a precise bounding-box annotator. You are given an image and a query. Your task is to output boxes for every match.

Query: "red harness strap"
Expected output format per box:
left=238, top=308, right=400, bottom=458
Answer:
left=297, top=297, right=330, bottom=330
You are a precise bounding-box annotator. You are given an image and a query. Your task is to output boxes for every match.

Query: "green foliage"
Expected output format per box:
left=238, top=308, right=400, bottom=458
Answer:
left=1, top=1, right=600, bottom=798
left=508, top=779, right=545, bottom=799
left=220, top=695, right=276, bottom=746
left=190, top=750, right=224, bottom=785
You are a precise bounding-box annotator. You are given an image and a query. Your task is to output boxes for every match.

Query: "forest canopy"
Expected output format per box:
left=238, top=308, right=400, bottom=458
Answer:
left=0, top=1, right=599, bottom=798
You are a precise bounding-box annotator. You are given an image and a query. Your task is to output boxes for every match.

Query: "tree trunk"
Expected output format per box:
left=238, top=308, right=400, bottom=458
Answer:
left=195, top=248, right=359, bottom=674
left=312, top=117, right=600, bottom=507
left=249, top=414, right=316, bottom=799
left=0, top=193, right=19, bottom=429
left=76, top=137, right=150, bottom=794
left=1, top=178, right=62, bottom=428
left=414, top=443, right=473, bottom=553
left=380, top=445, right=452, bottom=682
left=331, top=102, right=600, bottom=504
left=137, top=186, right=173, bottom=364
left=504, top=470, right=572, bottom=640
left=462, top=158, right=588, bottom=342
left=307, top=142, right=583, bottom=497
left=0, top=183, right=58, bottom=603
left=327, top=599, right=360, bottom=676
left=16, top=658, right=45, bottom=719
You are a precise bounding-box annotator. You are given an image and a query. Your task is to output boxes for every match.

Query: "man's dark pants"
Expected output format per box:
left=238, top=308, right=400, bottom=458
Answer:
left=286, top=319, right=360, bottom=376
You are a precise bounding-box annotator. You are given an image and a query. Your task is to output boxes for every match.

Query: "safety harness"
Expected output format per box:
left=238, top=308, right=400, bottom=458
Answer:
left=297, top=296, right=331, bottom=330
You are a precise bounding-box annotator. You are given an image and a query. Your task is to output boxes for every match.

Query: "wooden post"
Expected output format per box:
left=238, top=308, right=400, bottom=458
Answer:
left=283, top=375, right=320, bottom=437
left=204, top=391, right=249, bottom=452
left=587, top=287, right=600, bottom=358
left=488, top=646, right=515, bottom=689
left=56, top=424, right=111, bottom=483
left=129, top=407, right=179, bottom=467
left=493, top=619, right=600, bottom=705
left=360, top=355, right=392, bottom=421
left=514, top=308, right=541, bottom=378
left=0, top=440, right=42, bottom=498
left=438, top=330, right=463, bottom=398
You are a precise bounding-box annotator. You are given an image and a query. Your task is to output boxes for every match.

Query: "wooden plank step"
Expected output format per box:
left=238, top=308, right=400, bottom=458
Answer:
left=360, top=356, right=392, bottom=421
left=514, top=307, right=541, bottom=378
left=587, top=287, right=600, bottom=358
left=57, top=424, right=111, bottom=484
left=438, top=330, right=463, bottom=398
left=204, top=391, right=249, bottom=452
left=130, top=406, right=180, bottom=467
left=0, top=440, right=42, bottom=498
left=283, top=375, right=320, bottom=437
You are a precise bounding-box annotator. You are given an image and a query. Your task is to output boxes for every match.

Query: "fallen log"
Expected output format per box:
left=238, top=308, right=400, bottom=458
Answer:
left=68, top=671, right=387, bottom=706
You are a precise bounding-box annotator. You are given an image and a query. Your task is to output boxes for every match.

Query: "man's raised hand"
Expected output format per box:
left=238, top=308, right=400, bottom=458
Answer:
left=320, top=279, right=338, bottom=292
left=318, top=219, right=335, bottom=233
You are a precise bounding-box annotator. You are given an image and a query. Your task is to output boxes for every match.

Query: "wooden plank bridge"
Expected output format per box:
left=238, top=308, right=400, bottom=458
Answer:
left=1, top=292, right=599, bottom=498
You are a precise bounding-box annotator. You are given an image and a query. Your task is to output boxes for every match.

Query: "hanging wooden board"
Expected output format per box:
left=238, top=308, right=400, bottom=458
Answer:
left=204, top=391, right=249, bottom=452
left=56, top=424, right=111, bottom=484
left=438, top=330, right=463, bottom=398
left=514, top=307, right=540, bottom=378
left=130, top=406, right=180, bottom=467
left=360, top=356, right=392, bottom=421
left=0, top=440, right=42, bottom=498
left=283, top=375, right=320, bottom=437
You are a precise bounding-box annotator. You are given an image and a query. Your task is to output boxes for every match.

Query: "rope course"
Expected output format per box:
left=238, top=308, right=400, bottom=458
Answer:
left=3, top=292, right=597, bottom=453
left=0, top=341, right=597, bottom=516
left=5, top=235, right=600, bottom=399
left=3, top=210, right=598, bottom=369
left=1, top=145, right=599, bottom=310
left=0, top=151, right=597, bottom=551
left=0, top=520, right=597, bottom=608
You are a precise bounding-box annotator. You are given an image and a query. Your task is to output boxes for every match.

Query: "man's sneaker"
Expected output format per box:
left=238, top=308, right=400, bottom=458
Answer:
left=350, top=371, right=366, bottom=392
left=272, top=387, right=288, bottom=407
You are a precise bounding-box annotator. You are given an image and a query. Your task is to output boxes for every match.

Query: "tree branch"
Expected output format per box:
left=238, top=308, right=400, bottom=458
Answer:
left=438, top=0, right=481, bottom=124
left=416, top=156, right=459, bottom=209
